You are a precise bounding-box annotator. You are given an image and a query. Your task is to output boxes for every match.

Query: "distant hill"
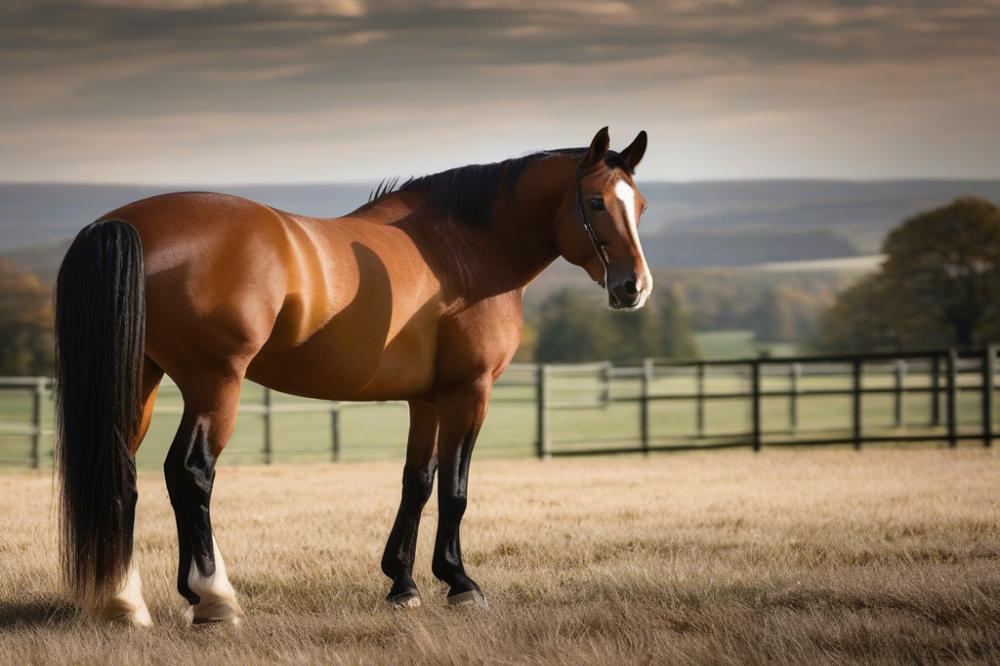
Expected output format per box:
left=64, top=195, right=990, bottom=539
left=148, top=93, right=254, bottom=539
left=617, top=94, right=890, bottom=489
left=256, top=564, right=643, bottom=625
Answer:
left=2, top=180, right=998, bottom=271
left=642, top=228, right=858, bottom=268
left=0, top=183, right=372, bottom=251
left=639, top=179, right=1000, bottom=253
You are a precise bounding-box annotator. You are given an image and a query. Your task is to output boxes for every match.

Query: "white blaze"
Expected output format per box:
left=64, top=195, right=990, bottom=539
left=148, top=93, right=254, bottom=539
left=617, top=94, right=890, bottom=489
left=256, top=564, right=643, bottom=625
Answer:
left=613, top=179, right=653, bottom=308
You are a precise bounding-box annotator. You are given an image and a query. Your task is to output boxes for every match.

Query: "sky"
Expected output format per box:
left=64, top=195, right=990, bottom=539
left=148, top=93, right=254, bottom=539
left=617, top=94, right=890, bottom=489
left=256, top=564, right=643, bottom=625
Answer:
left=1, top=0, right=999, bottom=184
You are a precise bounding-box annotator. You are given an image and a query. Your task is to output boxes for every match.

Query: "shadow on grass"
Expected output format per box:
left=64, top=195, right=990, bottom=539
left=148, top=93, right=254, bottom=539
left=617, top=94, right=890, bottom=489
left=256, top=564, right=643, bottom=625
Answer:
left=0, top=598, right=76, bottom=628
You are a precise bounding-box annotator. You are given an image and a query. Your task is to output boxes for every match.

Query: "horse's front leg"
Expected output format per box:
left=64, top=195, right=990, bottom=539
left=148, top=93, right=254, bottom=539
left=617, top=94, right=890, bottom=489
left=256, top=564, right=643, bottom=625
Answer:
left=431, top=378, right=490, bottom=607
left=381, top=401, right=438, bottom=607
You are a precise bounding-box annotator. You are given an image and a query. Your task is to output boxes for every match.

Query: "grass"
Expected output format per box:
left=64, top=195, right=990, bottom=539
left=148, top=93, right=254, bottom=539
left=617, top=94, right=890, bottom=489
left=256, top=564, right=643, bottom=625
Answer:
left=1, top=447, right=999, bottom=664
left=694, top=330, right=759, bottom=359
left=693, top=329, right=797, bottom=360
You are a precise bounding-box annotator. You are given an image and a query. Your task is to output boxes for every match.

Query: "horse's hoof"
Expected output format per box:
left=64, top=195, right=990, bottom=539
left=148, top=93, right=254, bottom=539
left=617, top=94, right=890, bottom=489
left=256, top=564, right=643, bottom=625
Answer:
left=447, top=589, right=489, bottom=608
left=190, top=614, right=242, bottom=628
left=106, top=609, right=153, bottom=628
left=184, top=602, right=243, bottom=628
left=386, top=589, right=422, bottom=608
left=93, top=567, right=153, bottom=627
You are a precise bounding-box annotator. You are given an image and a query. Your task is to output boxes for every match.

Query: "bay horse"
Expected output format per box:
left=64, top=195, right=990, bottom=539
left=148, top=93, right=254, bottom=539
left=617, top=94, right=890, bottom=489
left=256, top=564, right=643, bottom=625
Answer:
left=54, top=126, right=651, bottom=626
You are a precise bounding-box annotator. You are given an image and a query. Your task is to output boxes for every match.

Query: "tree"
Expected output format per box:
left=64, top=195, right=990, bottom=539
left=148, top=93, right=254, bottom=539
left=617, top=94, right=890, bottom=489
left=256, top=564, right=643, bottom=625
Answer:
left=656, top=288, right=699, bottom=359
left=815, top=274, right=901, bottom=352
left=0, top=259, right=53, bottom=375
left=534, top=289, right=616, bottom=363
left=533, top=286, right=699, bottom=363
left=606, top=306, right=654, bottom=364
left=817, top=197, right=1000, bottom=352
left=752, top=287, right=797, bottom=342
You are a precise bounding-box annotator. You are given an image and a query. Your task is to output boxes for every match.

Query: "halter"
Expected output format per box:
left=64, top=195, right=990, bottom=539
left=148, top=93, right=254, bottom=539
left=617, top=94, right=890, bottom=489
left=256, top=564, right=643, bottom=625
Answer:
left=574, top=160, right=611, bottom=283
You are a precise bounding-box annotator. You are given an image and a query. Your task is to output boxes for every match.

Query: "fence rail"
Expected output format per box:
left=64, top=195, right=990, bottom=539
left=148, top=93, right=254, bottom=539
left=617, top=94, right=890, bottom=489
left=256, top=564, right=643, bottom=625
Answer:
left=1, top=347, right=997, bottom=468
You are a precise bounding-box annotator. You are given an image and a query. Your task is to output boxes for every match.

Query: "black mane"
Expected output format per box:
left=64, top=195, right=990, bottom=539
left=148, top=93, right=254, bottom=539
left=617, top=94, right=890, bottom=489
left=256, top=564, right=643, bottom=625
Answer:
left=368, top=148, right=629, bottom=228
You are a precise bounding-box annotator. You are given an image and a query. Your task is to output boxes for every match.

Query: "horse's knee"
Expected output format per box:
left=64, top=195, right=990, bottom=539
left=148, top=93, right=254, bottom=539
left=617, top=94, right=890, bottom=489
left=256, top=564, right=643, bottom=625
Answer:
left=439, top=491, right=467, bottom=524
left=401, top=465, right=435, bottom=506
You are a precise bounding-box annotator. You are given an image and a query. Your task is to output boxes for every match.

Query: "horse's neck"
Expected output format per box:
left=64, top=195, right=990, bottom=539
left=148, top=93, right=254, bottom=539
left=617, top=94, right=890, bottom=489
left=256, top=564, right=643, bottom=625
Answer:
left=369, top=157, right=574, bottom=301
left=486, top=157, right=575, bottom=291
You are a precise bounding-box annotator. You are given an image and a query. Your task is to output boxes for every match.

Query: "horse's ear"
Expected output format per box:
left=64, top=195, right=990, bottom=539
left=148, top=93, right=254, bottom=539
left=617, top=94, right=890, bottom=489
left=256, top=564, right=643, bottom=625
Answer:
left=621, top=130, right=647, bottom=171
left=583, top=126, right=610, bottom=167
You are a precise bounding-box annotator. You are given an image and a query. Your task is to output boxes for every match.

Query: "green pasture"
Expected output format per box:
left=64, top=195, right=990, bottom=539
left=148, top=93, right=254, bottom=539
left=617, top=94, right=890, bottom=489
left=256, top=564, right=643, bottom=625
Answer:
left=695, top=330, right=798, bottom=360
left=1, top=356, right=994, bottom=469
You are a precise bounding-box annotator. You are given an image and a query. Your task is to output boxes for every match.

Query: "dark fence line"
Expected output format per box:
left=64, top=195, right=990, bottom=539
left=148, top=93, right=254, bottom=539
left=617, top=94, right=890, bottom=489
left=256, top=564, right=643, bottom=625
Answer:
left=536, top=347, right=998, bottom=458
left=1, top=347, right=996, bottom=467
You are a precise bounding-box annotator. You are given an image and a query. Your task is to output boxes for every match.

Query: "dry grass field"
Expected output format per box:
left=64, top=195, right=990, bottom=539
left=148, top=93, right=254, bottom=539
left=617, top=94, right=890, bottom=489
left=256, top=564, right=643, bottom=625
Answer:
left=1, top=447, right=999, bottom=664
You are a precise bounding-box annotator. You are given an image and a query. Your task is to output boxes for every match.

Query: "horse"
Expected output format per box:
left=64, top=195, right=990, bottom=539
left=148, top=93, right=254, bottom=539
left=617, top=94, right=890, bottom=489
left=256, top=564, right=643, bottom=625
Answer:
left=53, top=126, right=652, bottom=626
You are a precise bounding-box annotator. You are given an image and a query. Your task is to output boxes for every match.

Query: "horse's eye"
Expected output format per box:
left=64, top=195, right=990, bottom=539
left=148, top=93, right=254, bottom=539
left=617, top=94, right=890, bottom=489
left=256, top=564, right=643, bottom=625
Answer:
left=588, top=197, right=605, bottom=212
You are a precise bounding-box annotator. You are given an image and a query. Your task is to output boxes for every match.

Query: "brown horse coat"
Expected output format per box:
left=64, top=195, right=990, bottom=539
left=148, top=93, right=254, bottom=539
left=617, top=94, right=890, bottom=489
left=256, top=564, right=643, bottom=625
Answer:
left=54, top=127, right=650, bottom=623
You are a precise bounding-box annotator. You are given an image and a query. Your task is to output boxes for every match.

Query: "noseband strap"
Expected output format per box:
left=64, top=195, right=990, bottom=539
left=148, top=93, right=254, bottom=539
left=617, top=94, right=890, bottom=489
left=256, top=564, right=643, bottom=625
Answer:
left=574, top=160, right=611, bottom=282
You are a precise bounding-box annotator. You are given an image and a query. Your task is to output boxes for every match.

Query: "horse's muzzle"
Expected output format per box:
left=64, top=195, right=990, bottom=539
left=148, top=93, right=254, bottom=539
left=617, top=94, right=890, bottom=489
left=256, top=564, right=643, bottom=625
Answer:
left=608, top=276, right=643, bottom=310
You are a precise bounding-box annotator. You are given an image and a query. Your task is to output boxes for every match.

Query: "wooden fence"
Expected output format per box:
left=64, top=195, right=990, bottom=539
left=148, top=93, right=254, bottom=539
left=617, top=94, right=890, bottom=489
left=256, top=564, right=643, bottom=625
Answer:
left=1, top=347, right=996, bottom=467
left=540, top=347, right=997, bottom=457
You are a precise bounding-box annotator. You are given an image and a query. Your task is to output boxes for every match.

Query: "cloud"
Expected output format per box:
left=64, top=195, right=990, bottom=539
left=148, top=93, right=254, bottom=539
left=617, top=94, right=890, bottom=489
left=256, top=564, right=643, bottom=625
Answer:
left=0, top=0, right=998, bottom=181
left=85, top=0, right=365, bottom=13
left=85, top=0, right=250, bottom=9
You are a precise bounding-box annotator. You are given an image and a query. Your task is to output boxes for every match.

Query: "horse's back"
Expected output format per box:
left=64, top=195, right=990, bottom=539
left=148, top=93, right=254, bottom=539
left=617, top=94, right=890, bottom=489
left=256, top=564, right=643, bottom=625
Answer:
left=99, top=191, right=446, bottom=399
left=108, top=191, right=290, bottom=271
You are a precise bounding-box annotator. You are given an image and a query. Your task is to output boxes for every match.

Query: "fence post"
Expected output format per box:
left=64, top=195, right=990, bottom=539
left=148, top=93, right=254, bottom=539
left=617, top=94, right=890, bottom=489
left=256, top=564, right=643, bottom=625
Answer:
left=851, top=358, right=862, bottom=451
left=30, top=378, right=45, bottom=469
left=262, top=387, right=273, bottom=464
left=331, top=402, right=341, bottom=461
left=788, top=363, right=800, bottom=433
left=893, top=359, right=906, bottom=428
left=982, top=347, right=995, bottom=448
left=695, top=362, right=706, bottom=438
left=600, top=362, right=611, bottom=407
left=536, top=364, right=550, bottom=460
left=751, top=361, right=761, bottom=452
left=946, top=349, right=958, bottom=447
left=640, top=359, right=652, bottom=454
left=930, top=355, right=941, bottom=426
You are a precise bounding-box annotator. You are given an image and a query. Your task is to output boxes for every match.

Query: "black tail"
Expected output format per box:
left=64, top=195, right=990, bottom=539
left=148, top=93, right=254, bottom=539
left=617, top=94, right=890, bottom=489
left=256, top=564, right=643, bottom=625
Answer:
left=54, top=219, right=145, bottom=606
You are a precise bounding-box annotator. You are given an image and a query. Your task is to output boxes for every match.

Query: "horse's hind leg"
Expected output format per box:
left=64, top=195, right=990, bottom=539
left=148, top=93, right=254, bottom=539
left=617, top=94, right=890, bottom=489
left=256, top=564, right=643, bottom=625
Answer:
left=381, top=401, right=438, bottom=607
left=131, top=357, right=164, bottom=456
left=94, top=356, right=162, bottom=626
left=164, top=371, right=245, bottom=626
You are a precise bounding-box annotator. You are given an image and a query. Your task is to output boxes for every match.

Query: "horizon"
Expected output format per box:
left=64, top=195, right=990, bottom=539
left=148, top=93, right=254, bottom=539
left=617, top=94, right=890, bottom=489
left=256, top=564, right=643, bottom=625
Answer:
left=5, top=176, right=999, bottom=260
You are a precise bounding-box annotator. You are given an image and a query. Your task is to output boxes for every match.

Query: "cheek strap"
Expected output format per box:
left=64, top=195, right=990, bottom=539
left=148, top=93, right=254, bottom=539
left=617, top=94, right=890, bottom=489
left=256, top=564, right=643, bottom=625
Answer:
left=575, top=160, right=611, bottom=281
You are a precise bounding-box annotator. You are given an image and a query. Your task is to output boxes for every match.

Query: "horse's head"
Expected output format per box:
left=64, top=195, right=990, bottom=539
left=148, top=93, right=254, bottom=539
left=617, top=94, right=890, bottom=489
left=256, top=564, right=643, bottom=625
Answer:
left=556, top=127, right=652, bottom=310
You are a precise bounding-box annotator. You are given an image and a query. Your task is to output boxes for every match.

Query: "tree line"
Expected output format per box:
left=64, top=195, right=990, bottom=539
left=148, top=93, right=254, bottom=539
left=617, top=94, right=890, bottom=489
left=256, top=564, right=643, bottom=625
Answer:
left=527, top=288, right=698, bottom=364
left=0, top=259, right=52, bottom=375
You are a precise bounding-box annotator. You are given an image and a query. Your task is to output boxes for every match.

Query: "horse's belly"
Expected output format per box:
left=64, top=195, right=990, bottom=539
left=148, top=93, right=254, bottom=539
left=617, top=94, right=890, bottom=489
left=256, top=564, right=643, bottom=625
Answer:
left=246, top=312, right=438, bottom=402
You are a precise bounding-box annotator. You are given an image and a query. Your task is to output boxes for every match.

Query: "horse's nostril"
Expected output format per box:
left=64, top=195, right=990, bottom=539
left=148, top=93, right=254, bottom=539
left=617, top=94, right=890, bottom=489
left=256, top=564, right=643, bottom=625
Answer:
left=624, top=280, right=638, bottom=296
